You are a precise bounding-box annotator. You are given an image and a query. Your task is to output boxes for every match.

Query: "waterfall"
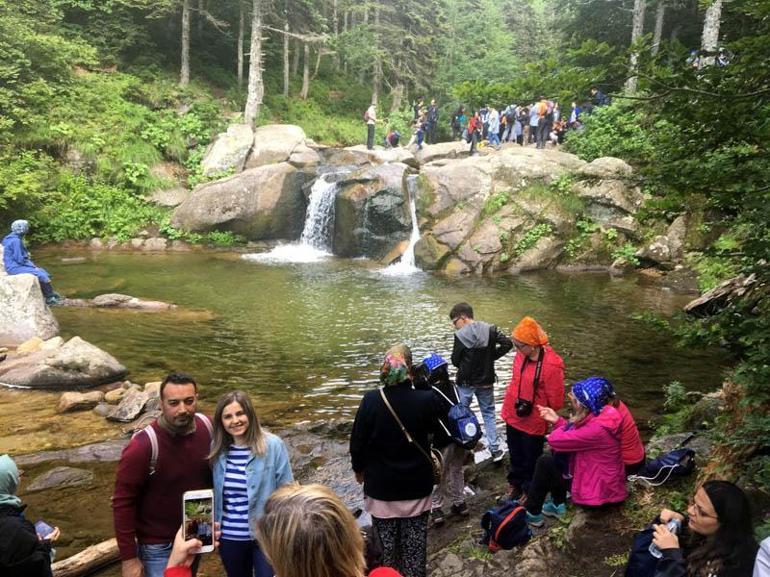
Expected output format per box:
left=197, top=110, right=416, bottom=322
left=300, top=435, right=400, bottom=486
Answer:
left=242, top=173, right=339, bottom=263
left=300, top=174, right=338, bottom=251
left=381, top=175, right=422, bottom=276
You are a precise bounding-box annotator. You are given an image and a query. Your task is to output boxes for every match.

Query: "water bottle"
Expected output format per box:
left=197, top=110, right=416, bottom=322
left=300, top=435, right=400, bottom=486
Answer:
left=649, top=519, right=681, bottom=558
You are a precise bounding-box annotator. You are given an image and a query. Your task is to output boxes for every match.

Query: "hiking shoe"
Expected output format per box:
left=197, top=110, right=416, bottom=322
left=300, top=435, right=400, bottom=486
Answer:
left=526, top=511, right=545, bottom=527
left=450, top=502, right=469, bottom=517
left=431, top=508, right=445, bottom=527
left=45, top=295, right=63, bottom=306
left=492, top=449, right=504, bottom=463
left=542, top=501, right=567, bottom=519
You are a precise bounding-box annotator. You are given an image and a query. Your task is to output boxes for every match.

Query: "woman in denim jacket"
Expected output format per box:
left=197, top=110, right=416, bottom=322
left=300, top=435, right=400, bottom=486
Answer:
left=210, top=391, right=293, bottom=577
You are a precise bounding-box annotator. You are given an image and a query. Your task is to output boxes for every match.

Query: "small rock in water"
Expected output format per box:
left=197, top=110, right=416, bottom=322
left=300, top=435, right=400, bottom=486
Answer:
left=26, top=466, right=94, bottom=493
left=144, top=381, right=161, bottom=397
left=105, top=386, right=129, bottom=404
left=17, top=337, right=43, bottom=355
left=92, top=402, right=112, bottom=417
left=107, top=389, right=150, bottom=422
left=57, top=391, right=105, bottom=413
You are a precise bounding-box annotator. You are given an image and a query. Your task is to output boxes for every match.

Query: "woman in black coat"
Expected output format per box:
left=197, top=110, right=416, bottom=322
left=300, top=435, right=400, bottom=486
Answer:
left=651, top=480, right=757, bottom=577
left=0, top=454, right=61, bottom=577
left=350, top=344, right=439, bottom=577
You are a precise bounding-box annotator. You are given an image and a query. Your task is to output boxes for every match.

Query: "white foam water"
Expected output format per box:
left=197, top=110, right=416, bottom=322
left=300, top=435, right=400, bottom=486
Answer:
left=241, top=173, right=338, bottom=264
left=381, top=175, right=422, bottom=276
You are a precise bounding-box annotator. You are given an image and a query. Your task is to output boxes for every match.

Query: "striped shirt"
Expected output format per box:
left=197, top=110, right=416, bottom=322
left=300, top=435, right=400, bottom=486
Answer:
left=221, top=445, right=252, bottom=541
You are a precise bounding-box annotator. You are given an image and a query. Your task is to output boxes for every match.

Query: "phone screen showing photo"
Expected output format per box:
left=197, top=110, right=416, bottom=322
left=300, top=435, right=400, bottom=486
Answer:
left=184, top=496, right=214, bottom=546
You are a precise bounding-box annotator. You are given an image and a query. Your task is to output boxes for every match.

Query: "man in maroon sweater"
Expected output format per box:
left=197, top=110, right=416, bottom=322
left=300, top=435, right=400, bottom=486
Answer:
left=112, top=373, right=213, bottom=577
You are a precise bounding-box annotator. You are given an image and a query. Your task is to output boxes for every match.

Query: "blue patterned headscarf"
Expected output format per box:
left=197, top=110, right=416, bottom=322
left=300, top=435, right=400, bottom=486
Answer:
left=11, top=220, right=29, bottom=235
left=571, top=377, right=610, bottom=416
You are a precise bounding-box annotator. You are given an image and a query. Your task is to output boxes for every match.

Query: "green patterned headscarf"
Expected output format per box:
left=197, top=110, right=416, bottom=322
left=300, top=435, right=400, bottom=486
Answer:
left=379, top=344, right=413, bottom=386
left=0, top=454, right=22, bottom=508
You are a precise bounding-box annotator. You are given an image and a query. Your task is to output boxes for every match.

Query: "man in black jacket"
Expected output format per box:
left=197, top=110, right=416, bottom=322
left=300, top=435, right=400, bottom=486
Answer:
left=449, top=303, right=513, bottom=462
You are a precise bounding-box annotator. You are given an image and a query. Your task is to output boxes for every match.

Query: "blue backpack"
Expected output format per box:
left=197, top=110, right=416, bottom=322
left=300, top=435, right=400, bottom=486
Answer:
left=628, top=448, right=696, bottom=487
left=480, top=499, right=531, bottom=552
left=432, top=386, right=483, bottom=450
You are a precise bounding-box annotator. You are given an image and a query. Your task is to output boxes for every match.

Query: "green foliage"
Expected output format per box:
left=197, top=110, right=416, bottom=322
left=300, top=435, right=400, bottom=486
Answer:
left=514, top=223, right=552, bottom=256
left=32, top=172, right=165, bottom=242
left=663, top=381, right=687, bottom=412
left=611, top=242, right=640, bottom=266
left=483, top=190, right=511, bottom=217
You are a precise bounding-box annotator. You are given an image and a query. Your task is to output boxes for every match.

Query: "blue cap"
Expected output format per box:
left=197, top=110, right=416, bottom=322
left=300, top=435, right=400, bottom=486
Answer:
left=422, top=353, right=448, bottom=374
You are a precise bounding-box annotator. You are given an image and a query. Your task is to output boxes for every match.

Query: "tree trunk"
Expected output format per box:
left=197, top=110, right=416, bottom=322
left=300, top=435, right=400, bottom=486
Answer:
left=283, top=10, right=290, bottom=96
left=52, top=539, right=119, bottom=577
left=237, top=1, right=244, bottom=87
left=358, top=8, right=368, bottom=84
left=292, top=39, right=300, bottom=76
left=669, top=22, right=681, bottom=44
left=244, top=0, right=264, bottom=126
left=389, top=82, right=404, bottom=113
left=332, top=0, right=339, bottom=68
left=342, top=11, right=349, bottom=74
left=652, top=1, right=665, bottom=55
left=197, top=0, right=204, bottom=34
left=371, top=7, right=380, bottom=106
left=180, top=0, right=191, bottom=86
left=700, top=0, right=723, bottom=66
left=312, top=48, right=323, bottom=79
left=624, top=0, right=646, bottom=93
left=300, top=43, right=310, bottom=99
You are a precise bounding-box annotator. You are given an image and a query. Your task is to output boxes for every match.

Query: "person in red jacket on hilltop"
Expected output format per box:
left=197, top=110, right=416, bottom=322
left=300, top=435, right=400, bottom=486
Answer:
left=500, top=316, right=565, bottom=500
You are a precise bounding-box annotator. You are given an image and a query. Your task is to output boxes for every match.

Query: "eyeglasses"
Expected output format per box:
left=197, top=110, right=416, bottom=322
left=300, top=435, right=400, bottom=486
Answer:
left=688, top=499, right=717, bottom=519
left=513, top=341, right=531, bottom=350
left=451, top=317, right=461, bottom=327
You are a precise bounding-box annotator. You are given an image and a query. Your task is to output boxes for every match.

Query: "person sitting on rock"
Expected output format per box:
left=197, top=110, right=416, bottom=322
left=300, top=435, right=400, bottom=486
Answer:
left=597, top=377, right=645, bottom=476
left=2, top=220, right=63, bottom=306
left=0, top=454, right=62, bottom=577
left=524, top=376, right=626, bottom=527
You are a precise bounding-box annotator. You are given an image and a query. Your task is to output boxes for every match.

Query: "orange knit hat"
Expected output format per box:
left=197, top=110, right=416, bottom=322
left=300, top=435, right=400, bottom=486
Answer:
left=512, top=316, right=549, bottom=346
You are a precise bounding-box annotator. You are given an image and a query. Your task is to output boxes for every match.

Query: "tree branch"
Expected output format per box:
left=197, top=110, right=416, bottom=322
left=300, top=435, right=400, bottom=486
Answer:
left=260, top=25, right=328, bottom=43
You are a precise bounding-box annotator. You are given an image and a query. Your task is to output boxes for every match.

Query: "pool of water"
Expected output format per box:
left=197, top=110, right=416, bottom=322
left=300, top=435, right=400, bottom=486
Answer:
left=40, top=249, right=726, bottom=426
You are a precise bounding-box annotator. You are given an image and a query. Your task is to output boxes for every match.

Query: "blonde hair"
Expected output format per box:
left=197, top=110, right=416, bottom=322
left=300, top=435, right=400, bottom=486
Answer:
left=209, top=390, right=266, bottom=464
left=256, top=484, right=365, bottom=577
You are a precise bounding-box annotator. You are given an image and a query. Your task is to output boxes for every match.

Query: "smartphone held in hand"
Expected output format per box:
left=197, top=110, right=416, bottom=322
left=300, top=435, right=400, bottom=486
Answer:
left=34, top=520, right=55, bottom=539
left=183, top=489, right=215, bottom=554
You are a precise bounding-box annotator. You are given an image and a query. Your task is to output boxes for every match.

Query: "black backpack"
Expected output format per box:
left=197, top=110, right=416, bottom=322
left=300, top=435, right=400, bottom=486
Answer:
left=624, top=525, right=657, bottom=577
left=480, top=499, right=531, bottom=552
left=628, top=448, right=695, bottom=487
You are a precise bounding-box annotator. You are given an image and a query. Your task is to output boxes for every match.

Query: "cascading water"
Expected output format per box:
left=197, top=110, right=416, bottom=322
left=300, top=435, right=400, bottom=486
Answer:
left=299, top=174, right=338, bottom=250
left=243, top=173, right=339, bottom=263
left=381, top=175, right=422, bottom=276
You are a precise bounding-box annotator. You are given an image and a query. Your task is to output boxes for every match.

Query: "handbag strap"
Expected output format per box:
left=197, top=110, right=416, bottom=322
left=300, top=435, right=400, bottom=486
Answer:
left=379, top=388, right=433, bottom=465
left=517, top=347, right=544, bottom=405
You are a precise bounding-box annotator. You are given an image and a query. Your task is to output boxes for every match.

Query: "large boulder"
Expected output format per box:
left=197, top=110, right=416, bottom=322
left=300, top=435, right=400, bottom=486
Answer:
left=413, top=141, right=468, bottom=165
left=0, top=274, right=59, bottom=345
left=343, top=145, right=418, bottom=169
left=147, top=187, right=189, bottom=207
left=201, top=124, right=254, bottom=176
left=574, top=179, right=643, bottom=216
left=0, top=336, right=127, bottom=389
left=332, top=163, right=412, bottom=259
left=245, top=124, right=307, bottom=169
left=417, top=158, right=492, bottom=218
left=579, top=156, right=634, bottom=179
left=171, top=162, right=308, bottom=240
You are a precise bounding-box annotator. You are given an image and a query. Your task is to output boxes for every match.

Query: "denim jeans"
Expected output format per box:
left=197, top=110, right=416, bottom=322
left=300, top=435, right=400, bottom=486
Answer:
left=488, top=132, right=500, bottom=147
left=138, top=543, right=173, bottom=577
left=456, top=385, right=498, bottom=452
left=219, top=539, right=273, bottom=577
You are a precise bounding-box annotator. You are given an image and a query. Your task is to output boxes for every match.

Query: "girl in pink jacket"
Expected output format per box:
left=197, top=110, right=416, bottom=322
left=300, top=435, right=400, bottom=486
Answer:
left=524, top=376, right=627, bottom=526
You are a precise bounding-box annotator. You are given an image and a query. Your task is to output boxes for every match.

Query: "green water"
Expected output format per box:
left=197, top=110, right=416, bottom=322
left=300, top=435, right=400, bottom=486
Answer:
left=43, top=249, right=727, bottom=426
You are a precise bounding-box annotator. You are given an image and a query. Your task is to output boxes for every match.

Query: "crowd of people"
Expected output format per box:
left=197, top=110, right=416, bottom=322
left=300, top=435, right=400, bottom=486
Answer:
left=375, top=86, right=612, bottom=154
left=0, top=304, right=767, bottom=577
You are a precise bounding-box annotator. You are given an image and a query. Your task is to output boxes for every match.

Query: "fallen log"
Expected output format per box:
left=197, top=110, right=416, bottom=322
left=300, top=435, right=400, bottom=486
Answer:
left=52, top=538, right=119, bottom=577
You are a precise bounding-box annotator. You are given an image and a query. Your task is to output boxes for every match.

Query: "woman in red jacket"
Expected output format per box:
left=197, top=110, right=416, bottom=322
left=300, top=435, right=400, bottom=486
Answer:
left=500, top=316, right=565, bottom=499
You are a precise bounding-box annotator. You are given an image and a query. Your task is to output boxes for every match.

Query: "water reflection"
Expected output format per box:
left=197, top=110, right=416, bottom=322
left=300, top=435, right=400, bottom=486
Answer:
left=38, top=250, right=727, bottom=428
